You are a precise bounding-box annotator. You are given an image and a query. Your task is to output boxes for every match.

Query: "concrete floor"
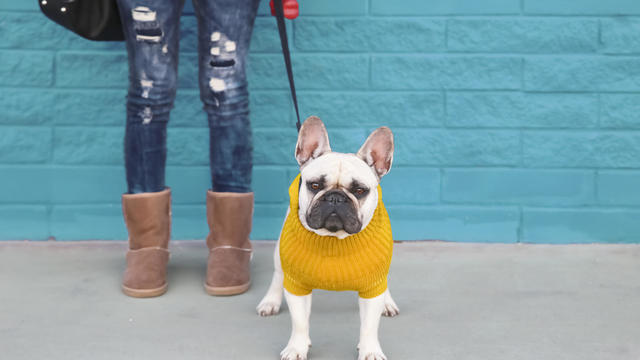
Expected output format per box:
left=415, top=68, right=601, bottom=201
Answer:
left=1, top=241, right=639, bottom=360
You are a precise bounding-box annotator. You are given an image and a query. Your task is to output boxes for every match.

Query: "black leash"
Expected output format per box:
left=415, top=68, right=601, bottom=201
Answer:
left=273, top=0, right=302, bottom=132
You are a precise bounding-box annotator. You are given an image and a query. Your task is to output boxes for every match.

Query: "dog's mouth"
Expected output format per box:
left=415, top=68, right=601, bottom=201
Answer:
left=306, top=206, right=362, bottom=235
left=323, top=213, right=343, bottom=232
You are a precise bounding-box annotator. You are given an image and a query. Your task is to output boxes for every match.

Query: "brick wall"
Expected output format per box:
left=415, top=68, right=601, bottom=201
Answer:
left=1, top=0, right=640, bottom=243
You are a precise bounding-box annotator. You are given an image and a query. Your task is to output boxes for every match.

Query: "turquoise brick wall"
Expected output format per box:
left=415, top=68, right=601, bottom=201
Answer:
left=1, top=0, right=640, bottom=243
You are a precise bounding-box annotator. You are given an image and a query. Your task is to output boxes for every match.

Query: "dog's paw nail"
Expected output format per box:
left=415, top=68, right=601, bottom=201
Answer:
left=359, top=352, right=387, bottom=360
left=280, top=347, right=308, bottom=360
left=256, top=302, right=281, bottom=316
left=382, top=302, right=399, bottom=317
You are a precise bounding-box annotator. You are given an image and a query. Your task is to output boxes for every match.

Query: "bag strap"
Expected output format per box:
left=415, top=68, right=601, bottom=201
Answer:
left=273, top=0, right=302, bottom=132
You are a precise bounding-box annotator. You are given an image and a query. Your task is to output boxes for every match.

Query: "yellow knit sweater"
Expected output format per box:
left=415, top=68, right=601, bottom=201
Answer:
left=280, top=174, right=393, bottom=299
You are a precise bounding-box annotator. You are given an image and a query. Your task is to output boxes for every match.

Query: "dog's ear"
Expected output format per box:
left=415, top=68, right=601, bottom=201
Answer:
left=357, top=126, right=394, bottom=178
left=295, top=116, right=331, bottom=167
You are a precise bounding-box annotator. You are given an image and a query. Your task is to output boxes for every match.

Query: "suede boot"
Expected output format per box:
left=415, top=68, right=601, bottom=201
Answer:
left=121, top=188, right=171, bottom=298
left=205, top=191, right=254, bottom=296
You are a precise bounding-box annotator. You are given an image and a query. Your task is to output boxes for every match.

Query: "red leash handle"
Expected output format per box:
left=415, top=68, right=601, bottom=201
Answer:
left=270, top=0, right=299, bottom=19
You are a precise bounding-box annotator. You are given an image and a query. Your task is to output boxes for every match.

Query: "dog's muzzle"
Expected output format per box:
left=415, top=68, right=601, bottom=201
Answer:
left=306, top=190, right=362, bottom=234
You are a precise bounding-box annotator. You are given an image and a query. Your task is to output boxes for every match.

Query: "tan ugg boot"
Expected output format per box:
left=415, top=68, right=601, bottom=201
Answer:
left=204, top=191, right=253, bottom=296
left=121, top=188, right=171, bottom=298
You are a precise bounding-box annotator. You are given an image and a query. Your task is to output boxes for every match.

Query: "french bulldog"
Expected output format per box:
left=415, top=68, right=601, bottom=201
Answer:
left=256, top=116, right=399, bottom=360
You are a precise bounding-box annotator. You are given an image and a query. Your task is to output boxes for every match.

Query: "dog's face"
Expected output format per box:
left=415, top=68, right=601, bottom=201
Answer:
left=294, top=116, right=394, bottom=239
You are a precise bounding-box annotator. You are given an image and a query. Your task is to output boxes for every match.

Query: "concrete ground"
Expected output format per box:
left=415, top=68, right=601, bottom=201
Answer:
left=1, top=241, right=639, bottom=360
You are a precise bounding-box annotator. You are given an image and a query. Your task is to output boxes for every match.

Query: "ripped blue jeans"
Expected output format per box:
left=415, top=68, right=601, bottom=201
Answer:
left=116, top=0, right=260, bottom=194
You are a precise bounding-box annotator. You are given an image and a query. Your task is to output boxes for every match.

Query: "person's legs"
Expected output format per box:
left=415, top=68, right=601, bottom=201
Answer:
left=116, top=0, right=185, bottom=297
left=193, top=0, right=260, bottom=295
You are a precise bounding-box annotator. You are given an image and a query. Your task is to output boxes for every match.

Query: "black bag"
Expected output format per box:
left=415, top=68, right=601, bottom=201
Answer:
left=38, top=0, right=125, bottom=41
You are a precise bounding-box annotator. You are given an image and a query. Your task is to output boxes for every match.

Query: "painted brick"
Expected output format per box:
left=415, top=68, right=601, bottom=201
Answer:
left=0, top=206, right=48, bottom=240
left=601, top=18, right=640, bottom=54
left=166, top=166, right=208, bottom=204
left=50, top=166, right=125, bottom=204
left=53, top=90, right=126, bottom=126
left=524, top=0, right=640, bottom=15
left=447, top=92, right=598, bottom=128
left=0, top=12, right=124, bottom=51
left=371, top=0, right=519, bottom=15
left=4, top=0, right=640, bottom=243
left=253, top=128, right=303, bottom=165
left=300, top=0, right=367, bottom=15
left=299, top=92, right=444, bottom=128
left=600, top=94, right=640, bottom=129
left=443, top=169, right=595, bottom=205
left=327, top=128, right=367, bottom=153
left=251, top=167, right=290, bottom=203
left=372, top=56, right=521, bottom=90
left=256, top=0, right=272, bottom=16
left=250, top=17, right=281, bottom=53
left=179, top=16, right=198, bottom=53
left=177, top=53, right=199, bottom=89
left=295, top=18, right=445, bottom=52
left=0, top=1, right=37, bottom=10
left=524, top=57, right=640, bottom=91
left=388, top=205, right=520, bottom=242
left=0, top=50, right=53, bottom=86
left=53, top=127, right=123, bottom=165
left=522, top=208, right=640, bottom=243
left=524, top=131, right=640, bottom=168
left=0, top=89, right=124, bottom=127
left=51, top=205, right=127, bottom=240
left=380, top=168, right=440, bottom=205
left=252, top=204, right=289, bottom=240
left=0, top=166, right=51, bottom=203
left=598, top=171, right=640, bottom=205
left=167, top=91, right=207, bottom=128
left=393, top=129, right=519, bottom=166
left=0, top=89, right=53, bottom=125
left=249, top=54, right=370, bottom=90
left=171, top=205, right=207, bottom=240
left=166, top=128, right=209, bottom=165
left=0, top=126, right=52, bottom=164
left=249, top=91, right=293, bottom=128
left=56, top=52, right=127, bottom=88
left=448, top=19, right=598, bottom=53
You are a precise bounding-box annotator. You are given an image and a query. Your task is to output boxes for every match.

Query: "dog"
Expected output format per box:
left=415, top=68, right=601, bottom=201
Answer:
left=257, top=116, right=399, bottom=360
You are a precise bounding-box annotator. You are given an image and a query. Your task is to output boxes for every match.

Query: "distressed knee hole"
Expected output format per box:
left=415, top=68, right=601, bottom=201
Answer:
left=132, top=6, right=163, bottom=43
left=210, top=59, right=235, bottom=67
left=209, top=78, right=226, bottom=92
left=140, top=107, right=153, bottom=124
left=140, top=79, right=153, bottom=99
left=209, top=32, right=236, bottom=64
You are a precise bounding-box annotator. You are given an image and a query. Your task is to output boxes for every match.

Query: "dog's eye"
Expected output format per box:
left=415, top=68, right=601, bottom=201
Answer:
left=354, top=188, right=365, bottom=195
left=310, top=183, right=321, bottom=190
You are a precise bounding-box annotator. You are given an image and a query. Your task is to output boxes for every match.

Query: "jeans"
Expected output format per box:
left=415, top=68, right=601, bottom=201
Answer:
left=116, top=0, right=260, bottom=194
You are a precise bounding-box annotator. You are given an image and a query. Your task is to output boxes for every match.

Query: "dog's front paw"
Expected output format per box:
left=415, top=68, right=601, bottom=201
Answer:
left=280, top=340, right=311, bottom=360
left=358, top=343, right=387, bottom=360
left=256, top=299, right=281, bottom=316
left=281, top=336, right=311, bottom=360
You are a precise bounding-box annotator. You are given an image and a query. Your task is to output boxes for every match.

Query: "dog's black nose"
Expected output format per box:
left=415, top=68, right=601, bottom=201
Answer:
left=321, top=190, right=347, bottom=204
